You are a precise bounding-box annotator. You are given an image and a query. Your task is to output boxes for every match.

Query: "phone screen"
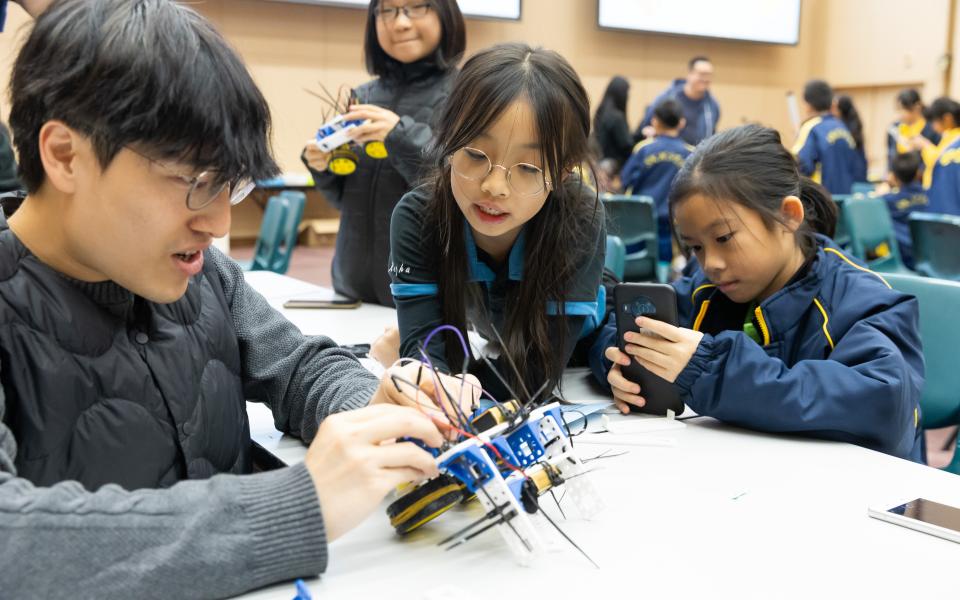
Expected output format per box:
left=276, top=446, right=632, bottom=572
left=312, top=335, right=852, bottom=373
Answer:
left=889, top=498, right=960, bottom=532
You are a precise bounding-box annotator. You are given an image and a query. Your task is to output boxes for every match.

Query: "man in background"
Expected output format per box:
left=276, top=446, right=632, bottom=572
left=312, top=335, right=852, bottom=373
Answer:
left=637, top=56, right=720, bottom=146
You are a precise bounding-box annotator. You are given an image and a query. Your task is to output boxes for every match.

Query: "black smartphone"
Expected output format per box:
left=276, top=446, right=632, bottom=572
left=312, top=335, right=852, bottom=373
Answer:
left=613, top=283, right=685, bottom=416
left=283, top=295, right=361, bottom=309
left=251, top=440, right=287, bottom=472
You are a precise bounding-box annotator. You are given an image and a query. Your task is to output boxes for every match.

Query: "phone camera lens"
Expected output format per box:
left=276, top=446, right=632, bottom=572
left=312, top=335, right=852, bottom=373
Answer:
left=625, top=296, right=657, bottom=318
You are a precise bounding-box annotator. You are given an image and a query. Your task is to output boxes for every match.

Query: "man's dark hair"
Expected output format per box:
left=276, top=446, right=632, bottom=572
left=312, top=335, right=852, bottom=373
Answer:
left=9, top=0, right=279, bottom=194
left=891, top=151, right=922, bottom=185
left=364, top=0, right=466, bottom=79
left=803, top=80, right=833, bottom=112
left=688, top=56, right=711, bottom=71
left=653, top=99, right=684, bottom=129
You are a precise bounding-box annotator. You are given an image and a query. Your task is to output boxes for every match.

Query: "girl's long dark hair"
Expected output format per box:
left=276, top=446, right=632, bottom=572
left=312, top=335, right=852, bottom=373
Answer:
left=669, top=124, right=837, bottom=258
left=593, top=75, right=629, bottom=131
left=836, top=94, right=865, bottom=150
left=424, top=43, right=598, bottom=396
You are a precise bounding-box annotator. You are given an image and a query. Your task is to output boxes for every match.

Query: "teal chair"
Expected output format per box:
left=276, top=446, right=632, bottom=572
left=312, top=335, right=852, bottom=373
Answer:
left=842, top=195, right=910, bottom=273
left=908, top=213, right=960, bottom=281
left=831, top=194, right=851, bottom=248
left=602, top=194, right=660, bottom=281
left=851, top=182, right=875, bottom=196
left=885, top=273, right=960, bottom=474
left=605, top=235, right=626, bottom=280
left=240, top=191, right=306, bottom=274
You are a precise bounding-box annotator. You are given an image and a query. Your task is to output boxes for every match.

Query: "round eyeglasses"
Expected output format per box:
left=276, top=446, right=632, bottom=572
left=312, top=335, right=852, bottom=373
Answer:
left=131, top=147, right=255, bottom=211
left=449, top=147, right=551, bottom=196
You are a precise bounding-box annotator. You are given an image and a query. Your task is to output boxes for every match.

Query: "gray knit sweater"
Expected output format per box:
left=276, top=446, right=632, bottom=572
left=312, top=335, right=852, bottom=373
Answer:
left=0, top=248, right=381, bottom=599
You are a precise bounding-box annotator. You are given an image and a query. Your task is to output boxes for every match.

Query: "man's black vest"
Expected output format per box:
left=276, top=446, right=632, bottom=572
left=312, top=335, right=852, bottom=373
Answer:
left=0, top=217, right=250, bottom=490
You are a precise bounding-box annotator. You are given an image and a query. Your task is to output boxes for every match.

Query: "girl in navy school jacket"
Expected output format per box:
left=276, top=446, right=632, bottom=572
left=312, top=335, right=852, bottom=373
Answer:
left=591, top=124, right=925, bottom=461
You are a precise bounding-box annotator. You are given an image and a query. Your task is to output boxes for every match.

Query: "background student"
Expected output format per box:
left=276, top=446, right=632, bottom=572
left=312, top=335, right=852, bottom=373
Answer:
left=386, top=43, right=606, bottom=401
left=620, top=98, right=694, bottom=262
left=593, top=124, right=924, bottom=462
left=302, top=0, right=465, bottom=306
left=791, top=79, right=862, bottom=194
left=882, top=151, right=928, bottom=267
left=912, top=96, right=960, bottom=189
left=924, top=127, right=960, bottom=216
left=834, top=94, right=868, bottom=183
left=887, top=88, right=939, bottom=170
left=592, top=75, right=637, bottom=170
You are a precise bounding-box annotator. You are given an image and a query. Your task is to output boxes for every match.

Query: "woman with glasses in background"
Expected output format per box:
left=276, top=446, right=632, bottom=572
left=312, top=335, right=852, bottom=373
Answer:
left=301, top=0, right=465, bottom=306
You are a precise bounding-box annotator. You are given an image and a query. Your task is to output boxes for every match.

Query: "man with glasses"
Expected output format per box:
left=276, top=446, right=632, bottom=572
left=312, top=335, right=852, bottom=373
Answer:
left=0, top=1, right=473, bottom=597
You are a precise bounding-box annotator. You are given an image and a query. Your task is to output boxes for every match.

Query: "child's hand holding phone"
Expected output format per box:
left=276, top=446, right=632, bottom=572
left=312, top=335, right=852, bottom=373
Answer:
left=604, top=344, right=646, bottom=414
left=622, top=317, right=704, bottom=383
left=605, top=317, right=704, bottom=414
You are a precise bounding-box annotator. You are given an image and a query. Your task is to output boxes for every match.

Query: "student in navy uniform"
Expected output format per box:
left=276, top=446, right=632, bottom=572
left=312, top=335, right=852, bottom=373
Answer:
left=791, top=80, right=862, bottom=195
left=385, top=43, right=606, bottom=400
left=620, top=98, right=694, bottom=261
left=887, top=88, right=940, bottom=170
left=882, top=151, right=928, bottom=267
left=592, top=124, right=924, bottom=462
left=834, top=94, right=868, bottom=183
left=914, top=97, right=960, bottom=191
left=302, top=0, right=466, bottom=306
left=925, top=133, right=960, bottom=216
left=637, top=56, right=720, bottom=147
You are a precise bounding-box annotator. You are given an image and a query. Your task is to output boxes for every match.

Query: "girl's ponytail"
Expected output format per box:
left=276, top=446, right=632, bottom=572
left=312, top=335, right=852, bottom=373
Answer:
left=799, top=177, right=837, bottom=239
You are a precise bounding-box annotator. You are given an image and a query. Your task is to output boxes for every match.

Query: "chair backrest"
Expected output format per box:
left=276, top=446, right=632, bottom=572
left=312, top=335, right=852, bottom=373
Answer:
left=602, top=194, right=658, bottom=280
left=249, top=192, right=306, bottom=274
left=884, top=273, right=960, bottom=431
left=851, top=182, right=875, bottom=196
left=831, top=194, right=851, bottom=249
left=842, top=195, right=906, bottom=272
left=908, top=212, right=960, bottom=280
left=605, top=235, right=626, bottom=281
left=269, top=191, right=306, bottom=274
left=249, top=195, right=288, bottom=272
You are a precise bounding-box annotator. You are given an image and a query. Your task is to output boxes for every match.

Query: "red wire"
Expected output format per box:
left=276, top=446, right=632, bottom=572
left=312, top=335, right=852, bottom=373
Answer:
left=447, top=423, right=524, bottom=475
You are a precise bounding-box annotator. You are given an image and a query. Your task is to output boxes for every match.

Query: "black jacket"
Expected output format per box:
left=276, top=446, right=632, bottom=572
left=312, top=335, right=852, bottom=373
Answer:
left=593, top=107, right=636, bottom=168
left=0, top=218, right=249, bottom=490
left=303, top=60, right=456, bottom=306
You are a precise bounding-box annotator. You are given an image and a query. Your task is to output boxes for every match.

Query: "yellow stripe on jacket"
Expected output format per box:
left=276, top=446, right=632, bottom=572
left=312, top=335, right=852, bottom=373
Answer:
left=791, top=116, right=821, bottom=156
left=922, top=127, right=960, bottom=188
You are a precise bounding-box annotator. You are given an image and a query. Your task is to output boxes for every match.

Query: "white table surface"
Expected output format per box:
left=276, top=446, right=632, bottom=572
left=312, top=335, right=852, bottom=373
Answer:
left=244, top=270, right=398, bottom=346
left=241, top=272, right=960, bottom=599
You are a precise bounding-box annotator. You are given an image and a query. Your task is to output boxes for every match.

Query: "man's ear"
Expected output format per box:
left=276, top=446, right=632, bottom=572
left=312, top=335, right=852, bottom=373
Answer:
left=38, top=121, right=84, bottom=194
left=780, top=195, right=805, bottom=232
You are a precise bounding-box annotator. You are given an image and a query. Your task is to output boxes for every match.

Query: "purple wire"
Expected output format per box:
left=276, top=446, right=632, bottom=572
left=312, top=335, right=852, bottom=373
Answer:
left=423, top=324, right=470, bottom=359
left=422, top=325, right=474, bottom=430
left=418, top=346, right=473, bottom=433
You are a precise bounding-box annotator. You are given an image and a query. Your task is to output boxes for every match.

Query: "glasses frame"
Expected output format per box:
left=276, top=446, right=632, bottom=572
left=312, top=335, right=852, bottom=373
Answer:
left=448, top=146, right=552, bottom=197
left=375, top=2, right=433, bottom=23
left=128, top=147, right=254, bottom=211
